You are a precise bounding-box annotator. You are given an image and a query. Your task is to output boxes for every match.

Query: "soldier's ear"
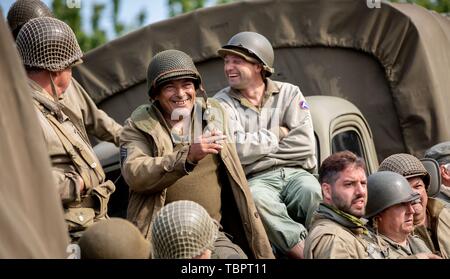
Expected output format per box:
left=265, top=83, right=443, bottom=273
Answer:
left=440, top=165, right=450, bottom=180
left=321, top=183, right=332, bottom=202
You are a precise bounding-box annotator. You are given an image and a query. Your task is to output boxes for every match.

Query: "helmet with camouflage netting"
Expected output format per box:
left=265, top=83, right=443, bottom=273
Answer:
left=147, top=49, right=202, bottom=98
left=378, top=153, right=430, bottom=189
left=151, top=200, right=218, bottom=259
left=16, top=17, right=83, bottom=72
left=7, top=0, right=54, bottom=39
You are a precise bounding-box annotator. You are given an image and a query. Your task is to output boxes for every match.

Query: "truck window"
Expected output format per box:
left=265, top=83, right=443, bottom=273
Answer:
left=332, top=130, right=365, bottom=159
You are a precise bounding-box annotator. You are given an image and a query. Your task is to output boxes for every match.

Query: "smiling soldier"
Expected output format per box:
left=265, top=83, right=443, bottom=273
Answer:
left=119, top=49, right=274, bottom=259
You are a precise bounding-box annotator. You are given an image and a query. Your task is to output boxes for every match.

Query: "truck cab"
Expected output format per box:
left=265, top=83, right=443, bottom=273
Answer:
left=308, top=96, right=378, bottom=174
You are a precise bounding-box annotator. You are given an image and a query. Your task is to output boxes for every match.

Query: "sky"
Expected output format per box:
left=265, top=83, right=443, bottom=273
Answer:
left=0, top=0, right=170, bottom=39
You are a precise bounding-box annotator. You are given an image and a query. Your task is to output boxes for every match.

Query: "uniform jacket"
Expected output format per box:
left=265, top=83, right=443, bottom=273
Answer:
left=414, top=197, right=450, bottom=258
left=304, top=203, right=384, bottom=259
left=30, top=78, right=115, bottom=236
left=214, top=78, right=316, bottom=176
left=30, top=79, right=105, bottom=202
left=376, top=233, right=432, bottom=259
left=120, top=98, right=274, bottom=259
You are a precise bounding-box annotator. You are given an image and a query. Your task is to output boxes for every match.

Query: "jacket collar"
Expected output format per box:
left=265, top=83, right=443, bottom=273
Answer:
left=315, top=203, right=369, bottom=235
left=227, top=78, right=280, bottom=111
left=28, top=78, right=67, bottom=122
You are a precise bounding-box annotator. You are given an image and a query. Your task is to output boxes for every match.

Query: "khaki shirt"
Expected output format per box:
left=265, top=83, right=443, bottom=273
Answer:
left=214, top=78, right=316, bottom=176
left=377, top=234, right=432, bottom=259
left=29, top=79, right=104, bottom=203
left=304, top=217, right=382, bottom=259
left=120, top=98, right=274, bottom=259
left=414, top=197, right=450, bottom=258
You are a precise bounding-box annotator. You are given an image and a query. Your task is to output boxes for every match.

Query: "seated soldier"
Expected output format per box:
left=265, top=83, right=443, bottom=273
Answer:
left=119, top=49, right=274, bottom=259
left=304, top=151, right=385, bottom=259
left=379, top=153, right=450, bottom=258
left=366, top=171, right=440, bottom=259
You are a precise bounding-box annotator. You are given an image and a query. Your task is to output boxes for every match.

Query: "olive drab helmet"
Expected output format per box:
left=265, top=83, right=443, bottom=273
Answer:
left=218, top=31, right=275, bottom=76
left=16, top=17, right=83, bottom=72
left=147, top=49, right=203, bottom=98
left=378, top=153, right=431, bottom=189
left=151, top=200, right=219, bottom=259
left=7, top=0, right=54, bottom=39
left=365, top=171, right=420, bottom=218
left=78, top=218, right=151, bottom=259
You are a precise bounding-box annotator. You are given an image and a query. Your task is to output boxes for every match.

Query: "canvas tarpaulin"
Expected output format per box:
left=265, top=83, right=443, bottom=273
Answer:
left=0, top=10, right=69, bottom=258
left=73, top=0, right=450, bottom=160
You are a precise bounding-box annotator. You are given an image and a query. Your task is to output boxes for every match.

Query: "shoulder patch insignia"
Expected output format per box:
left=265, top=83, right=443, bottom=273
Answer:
left=300, top=100, right=309, bottom=110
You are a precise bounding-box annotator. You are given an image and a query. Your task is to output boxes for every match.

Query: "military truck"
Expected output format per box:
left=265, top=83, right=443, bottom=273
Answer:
left=70, top=0, right=450, bottom=216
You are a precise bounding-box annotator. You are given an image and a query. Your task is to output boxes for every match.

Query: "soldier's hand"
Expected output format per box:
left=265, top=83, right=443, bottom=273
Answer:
left=77, top=176, right=85, bottom=193
left=187, top=131, right=227, bottom=163
left=279, top=126, right=290, bottom=140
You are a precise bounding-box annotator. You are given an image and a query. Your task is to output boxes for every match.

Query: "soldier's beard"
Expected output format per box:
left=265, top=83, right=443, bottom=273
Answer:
left=332, top=193, right=366, bottom=218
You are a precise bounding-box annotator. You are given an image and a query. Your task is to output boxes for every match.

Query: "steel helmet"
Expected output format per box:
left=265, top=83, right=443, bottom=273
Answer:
left=424, top=141, right=450, bottom=165
left=7, top=0, right=53, bottom=39
left=218, top=31, right=275, bottom=76
left=16, top=17, right=83, bottom=72
left=378, top=153, right=430, bottom=189
left=151, top=200, right=218, bottom=259
left=78, top=218, right=151, bottom=259
left=365, top=171, right=420, bottom=218
left=146, top=49, right=202, bottom=98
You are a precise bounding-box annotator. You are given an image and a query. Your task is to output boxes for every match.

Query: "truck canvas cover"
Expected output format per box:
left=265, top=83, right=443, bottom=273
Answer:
left=0, top=11, right=69, bottom=258
left=73, top=0, right=450, bottom=161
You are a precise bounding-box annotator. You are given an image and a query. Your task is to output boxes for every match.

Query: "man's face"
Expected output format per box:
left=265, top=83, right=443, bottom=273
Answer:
left=407, top=176, right=428, bottom=225
left=155, top=78, right=196, bottom=118
left=377, top=201, right=415, bottom=242
left=440, top=163, right=450, bottom=187
left=223, top=54, right=262, bottom=90
left=323, top=165, right=367, bottom=217
left=55, top=68, right=72, bottom=97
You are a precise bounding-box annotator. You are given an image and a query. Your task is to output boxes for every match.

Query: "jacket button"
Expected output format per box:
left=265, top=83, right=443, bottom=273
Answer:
left=254, top=211, right=259, bottom=218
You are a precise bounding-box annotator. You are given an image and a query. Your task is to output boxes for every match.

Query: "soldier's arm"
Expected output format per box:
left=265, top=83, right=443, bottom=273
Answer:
left=268, top=88, right=316, bottom=167
left=119, top=119, right=191, bottom=193
left=72, top=79, right=123, bottom=146
left=52, top=169, right=83, bottom=205
left=215, top=99, right=279, bottom=165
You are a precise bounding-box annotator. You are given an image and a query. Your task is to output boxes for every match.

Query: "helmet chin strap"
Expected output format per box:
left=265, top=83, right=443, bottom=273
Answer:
left=49, top=71, right=59, bottom=103
left=198, top=83, right=211, bottom=115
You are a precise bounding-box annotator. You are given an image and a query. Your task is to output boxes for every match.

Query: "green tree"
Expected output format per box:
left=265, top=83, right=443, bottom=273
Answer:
left=389, top=0, right=449, bottom=13
left=167, top=0, right=234, bottom=16
left=51, top=0, right=147, bottom=52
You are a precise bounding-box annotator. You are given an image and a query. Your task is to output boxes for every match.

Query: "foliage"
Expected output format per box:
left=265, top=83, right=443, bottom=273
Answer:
left=167, top=0, right=235, bottom=16
left=51, top=0, right=146, bottom=52
left=389, top=0, right=449, bottom=13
